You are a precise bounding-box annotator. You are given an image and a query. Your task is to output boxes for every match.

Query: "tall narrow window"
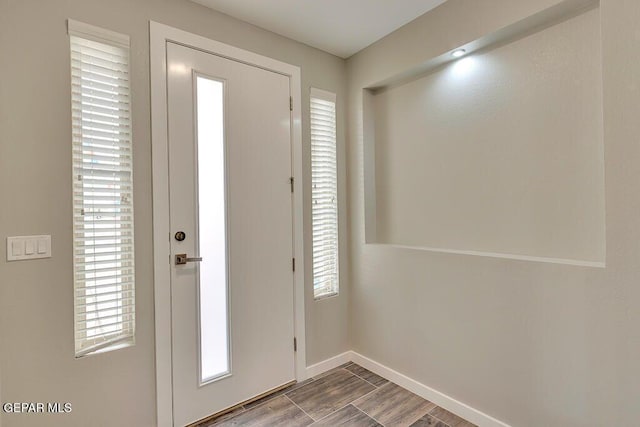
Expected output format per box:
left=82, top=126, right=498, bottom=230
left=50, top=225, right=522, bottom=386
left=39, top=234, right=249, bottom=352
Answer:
left=310, top=88, right=339, bottom=299
left=195, top=75, right=230, bottom=383
left=69, top=20, right=135, bottom=357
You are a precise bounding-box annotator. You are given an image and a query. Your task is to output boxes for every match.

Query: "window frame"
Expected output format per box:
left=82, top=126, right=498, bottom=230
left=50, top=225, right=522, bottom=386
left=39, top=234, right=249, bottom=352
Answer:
left=310, top=88, right=339, bottom=300
left=68, top=20, right=135, bottom=357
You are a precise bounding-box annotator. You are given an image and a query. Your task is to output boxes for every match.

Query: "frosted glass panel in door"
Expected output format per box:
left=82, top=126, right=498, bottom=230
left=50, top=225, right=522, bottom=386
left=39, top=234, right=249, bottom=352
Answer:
left=196, top=75, right=229, bottom=383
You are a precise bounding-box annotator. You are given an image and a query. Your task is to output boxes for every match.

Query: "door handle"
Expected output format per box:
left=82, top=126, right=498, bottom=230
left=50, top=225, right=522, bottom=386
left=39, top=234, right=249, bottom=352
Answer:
left=175, top=254, right=203, bottom=265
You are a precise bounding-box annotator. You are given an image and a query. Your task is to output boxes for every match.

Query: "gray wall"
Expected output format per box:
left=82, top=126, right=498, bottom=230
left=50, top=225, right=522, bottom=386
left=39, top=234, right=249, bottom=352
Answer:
left=346, top=0, right=640, bottom=426
left=0, top=0, right=348, bottom=425
left=3, top=0, right=640, bottom=426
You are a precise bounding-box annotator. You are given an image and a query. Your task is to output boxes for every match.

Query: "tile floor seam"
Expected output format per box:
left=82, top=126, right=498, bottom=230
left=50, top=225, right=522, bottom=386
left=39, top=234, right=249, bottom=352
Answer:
left=428, top=406, right=467, bottom=427
left=402, top=401, right=437, bottom=427
left=410, top=403, right=440, bottom=427
left=311, top=363, right=352, bottom=380
left=284, top=393, right=317, bottom=423
left=309, top=402, right=352, bottom=425
left=286, top=369, right=376, bottom=422
left=351, top=382, right=394, bottom=424
left=308, top=371, right=388, bottom=424
left=245, top=378, right=318, bottom=411
left=347, top=370, right=384, bottom=389
left=309, top=383, right=381, bottom=427
left=353, top=381, right=438, bottom=427
left=353, top=403, right=387, bottom=427
left=432, top=414, right=452, bottom=427
left=352, top=381, right=393, bottom=408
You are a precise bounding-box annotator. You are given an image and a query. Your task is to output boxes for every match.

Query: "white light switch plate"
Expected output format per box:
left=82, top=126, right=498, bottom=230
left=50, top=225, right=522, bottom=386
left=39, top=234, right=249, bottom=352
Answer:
left=6, top=235, right=52, bottom=261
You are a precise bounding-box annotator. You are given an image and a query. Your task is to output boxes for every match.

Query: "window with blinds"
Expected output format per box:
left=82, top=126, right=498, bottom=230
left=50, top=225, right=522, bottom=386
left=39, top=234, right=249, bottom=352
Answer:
left=310, top=88, right=339, bottom=299
left=69, top=20, right=135, bottom=357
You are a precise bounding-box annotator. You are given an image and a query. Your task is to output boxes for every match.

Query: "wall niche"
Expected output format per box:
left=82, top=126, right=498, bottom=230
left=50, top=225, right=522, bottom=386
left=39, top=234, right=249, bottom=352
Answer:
left=363, top=1, right=605, bottom=266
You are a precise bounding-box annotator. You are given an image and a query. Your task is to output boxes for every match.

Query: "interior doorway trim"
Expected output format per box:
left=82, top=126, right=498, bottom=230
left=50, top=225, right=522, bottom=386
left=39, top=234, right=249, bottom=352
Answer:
left=149, top=21, right=306, bottom=427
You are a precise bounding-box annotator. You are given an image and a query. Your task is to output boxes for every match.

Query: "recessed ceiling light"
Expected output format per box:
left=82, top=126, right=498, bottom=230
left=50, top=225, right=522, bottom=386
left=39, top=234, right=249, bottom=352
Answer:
left=451, top=49, right=466, bottom=58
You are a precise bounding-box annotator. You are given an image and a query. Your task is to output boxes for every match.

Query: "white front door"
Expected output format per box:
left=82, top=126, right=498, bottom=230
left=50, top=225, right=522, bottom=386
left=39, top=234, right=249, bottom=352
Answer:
left=166, top=41, right=296, bottom=426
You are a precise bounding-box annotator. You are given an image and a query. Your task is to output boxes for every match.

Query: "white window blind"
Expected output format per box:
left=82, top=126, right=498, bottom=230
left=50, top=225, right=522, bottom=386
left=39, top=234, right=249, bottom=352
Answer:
left=310, top=88, right=339, bottom=299
left=69, top=20, right=135, bottom=357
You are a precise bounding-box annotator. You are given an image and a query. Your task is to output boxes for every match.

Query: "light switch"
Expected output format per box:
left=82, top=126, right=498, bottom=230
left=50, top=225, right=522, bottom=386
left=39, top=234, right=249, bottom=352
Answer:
left=11, top=240, right=23, bottom=257
left=7, top=235, right=51, bottom=261
left=37, top=239, right=47, bottom=254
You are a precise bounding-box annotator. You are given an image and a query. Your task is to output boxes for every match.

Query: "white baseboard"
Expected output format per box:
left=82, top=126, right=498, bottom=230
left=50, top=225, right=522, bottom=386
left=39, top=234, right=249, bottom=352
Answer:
left=307, top=351, right=511, bottom=427
left=305, top=351, right=352, bottom=378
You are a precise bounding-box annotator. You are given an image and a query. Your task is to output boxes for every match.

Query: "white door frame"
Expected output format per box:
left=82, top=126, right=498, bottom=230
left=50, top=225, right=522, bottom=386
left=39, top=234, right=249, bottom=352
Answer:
left=149, top=21, right=306, bottom=427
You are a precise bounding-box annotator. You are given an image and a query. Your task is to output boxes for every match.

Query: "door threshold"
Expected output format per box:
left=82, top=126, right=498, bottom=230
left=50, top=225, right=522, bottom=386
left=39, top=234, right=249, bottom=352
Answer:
left=187, top=380, right=297, bottom=427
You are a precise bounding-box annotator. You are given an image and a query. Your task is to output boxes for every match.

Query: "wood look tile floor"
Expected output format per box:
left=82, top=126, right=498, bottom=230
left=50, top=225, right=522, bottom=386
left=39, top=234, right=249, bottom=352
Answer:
left=199, top=363, right=477, bottom=427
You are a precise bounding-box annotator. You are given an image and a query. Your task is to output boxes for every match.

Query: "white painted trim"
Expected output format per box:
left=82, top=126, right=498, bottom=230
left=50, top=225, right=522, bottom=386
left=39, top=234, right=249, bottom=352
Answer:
left=305, top=352, right=352, bottom=378
left=348, top=352, right=511, bottom=427
left=67, top=19, right=129, bottom=47
left=370, top=244, right=606, bottom=269
left=150, top=21, right=306, bottom=427
left=150, top=22, right=173, bottom=427
left=310, top=87, right=336, bottom=103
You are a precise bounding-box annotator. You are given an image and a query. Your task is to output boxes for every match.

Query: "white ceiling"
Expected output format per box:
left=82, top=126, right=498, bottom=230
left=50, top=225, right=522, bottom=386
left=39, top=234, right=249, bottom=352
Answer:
left=191, top=0, right=449, bottom=58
